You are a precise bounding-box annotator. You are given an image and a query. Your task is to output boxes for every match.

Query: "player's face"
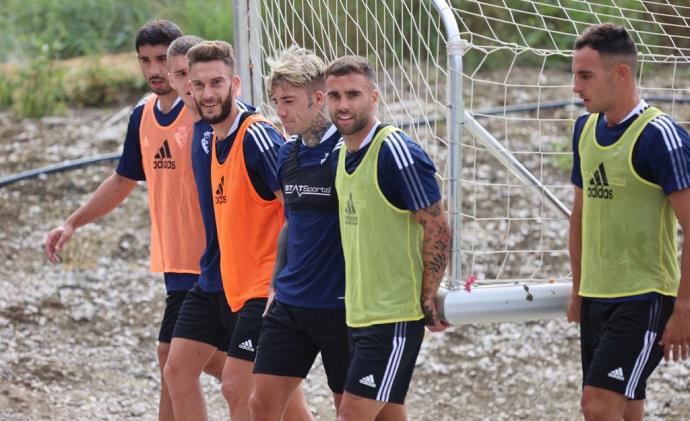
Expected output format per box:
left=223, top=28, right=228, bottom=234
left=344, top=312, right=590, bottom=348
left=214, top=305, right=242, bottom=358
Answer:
left=326, top=73, right=378, bottom=136
left=168, top=54, right=196, bottom=111
left=138, top=44, right=173, bottom=96
left=572, top=46, right=617, bottom=114
left=190, top=60, right=239, bottom=124
left=271, top=82, right=323, bottom=136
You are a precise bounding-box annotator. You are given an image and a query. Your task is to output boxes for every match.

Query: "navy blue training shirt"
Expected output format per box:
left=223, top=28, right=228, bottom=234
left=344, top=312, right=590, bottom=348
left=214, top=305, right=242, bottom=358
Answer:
left=332, top=123, right=442, bottom=211
left=274, top=125, right=346, bottom=309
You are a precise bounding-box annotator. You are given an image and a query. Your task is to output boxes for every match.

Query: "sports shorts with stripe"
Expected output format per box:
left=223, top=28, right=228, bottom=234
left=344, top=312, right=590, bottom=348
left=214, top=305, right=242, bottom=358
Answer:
left=344, top=319, right=425, bottom=404
left=253, top=300, right=351, bottom=393
left=580, top=294, right=675, bottom=400
left=172, top=283, right=236, bottom=351
left=227, top=298, right=267, bottom=362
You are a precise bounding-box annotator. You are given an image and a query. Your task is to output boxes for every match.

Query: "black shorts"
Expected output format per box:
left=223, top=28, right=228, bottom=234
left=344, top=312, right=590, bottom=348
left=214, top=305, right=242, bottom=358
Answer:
left=254, top=300, right=351, bottom=393
left=158, top=290, right=189, bottom=343
left=172, top=283, right=236, bottom=351
left=345, top=319, right=425, bottom=404
left=227, top=298, right=267, bottom=362
left=581, top=295, right=675, bottom=400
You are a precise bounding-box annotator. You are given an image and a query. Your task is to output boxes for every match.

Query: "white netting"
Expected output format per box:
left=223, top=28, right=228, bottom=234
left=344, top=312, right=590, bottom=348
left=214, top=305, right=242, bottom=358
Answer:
left=250, top=0, right=690, bottom=286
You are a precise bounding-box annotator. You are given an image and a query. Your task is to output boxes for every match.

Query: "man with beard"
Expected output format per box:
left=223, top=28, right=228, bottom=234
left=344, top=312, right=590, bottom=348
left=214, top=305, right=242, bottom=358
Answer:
left=325, top=55, right=451, bottom=421
left=187, top=40, right=313, bottom=421
left=44, top=21, right=222, bottom=421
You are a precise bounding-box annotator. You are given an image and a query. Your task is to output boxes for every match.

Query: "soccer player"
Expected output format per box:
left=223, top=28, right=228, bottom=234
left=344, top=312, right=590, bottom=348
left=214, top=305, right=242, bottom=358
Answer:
left=43, top=21, right=222, bottom=421
left=567, top=23, right=690, bottom=420
left=187, top=40, right=312, bottom=421
left=249, top=46, right=349, bottom=420
left=325, top=55, right=451, bottom=421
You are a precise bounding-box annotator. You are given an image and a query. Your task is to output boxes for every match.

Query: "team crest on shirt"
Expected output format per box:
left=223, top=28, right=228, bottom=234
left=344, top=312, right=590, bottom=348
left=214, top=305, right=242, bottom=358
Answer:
left=174, top=126, right=189, bottom=148
left=202, top=130, right=212, bottom=154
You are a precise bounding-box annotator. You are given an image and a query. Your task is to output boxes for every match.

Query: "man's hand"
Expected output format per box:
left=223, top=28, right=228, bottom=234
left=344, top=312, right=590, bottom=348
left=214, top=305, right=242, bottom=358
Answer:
left=263, top=287, right=275, bottom=318
left=659, top=303, right=690, bottom=362
left=422, top=295, right=449, bottom=332
left=567, top=292, right=581, bottom=324
left=44, top=223, right=75, bottom=264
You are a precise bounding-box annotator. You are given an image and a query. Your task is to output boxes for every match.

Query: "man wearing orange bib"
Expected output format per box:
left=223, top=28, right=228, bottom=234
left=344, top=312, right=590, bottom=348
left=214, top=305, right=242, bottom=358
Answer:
left=187, top=40, right=312, bottom=421
left=43, top=21, right=223, bottom=421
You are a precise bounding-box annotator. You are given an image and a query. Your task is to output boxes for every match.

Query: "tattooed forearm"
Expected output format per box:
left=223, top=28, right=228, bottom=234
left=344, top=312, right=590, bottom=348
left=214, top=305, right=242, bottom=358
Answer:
left=415, top=201, right=451, bottom=303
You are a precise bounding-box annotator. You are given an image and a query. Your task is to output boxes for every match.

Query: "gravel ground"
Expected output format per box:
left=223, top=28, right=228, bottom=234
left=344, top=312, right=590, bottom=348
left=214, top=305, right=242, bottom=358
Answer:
left=1, top=106, right=689, bottom=420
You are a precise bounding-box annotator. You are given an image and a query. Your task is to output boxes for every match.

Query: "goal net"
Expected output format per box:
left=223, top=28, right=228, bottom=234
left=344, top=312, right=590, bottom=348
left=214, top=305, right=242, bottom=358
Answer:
left=238, top=0, right=690, bottom=289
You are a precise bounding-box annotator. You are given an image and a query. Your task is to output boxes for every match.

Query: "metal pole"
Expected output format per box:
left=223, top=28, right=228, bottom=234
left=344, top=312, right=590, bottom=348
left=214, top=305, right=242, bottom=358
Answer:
left=463, top=112, right=571, bottom=219
left=233, top=0, right=252, bottom=102
left=247, top=0, right=264, bottom=106
left=431, top=0, right=464, bottom=289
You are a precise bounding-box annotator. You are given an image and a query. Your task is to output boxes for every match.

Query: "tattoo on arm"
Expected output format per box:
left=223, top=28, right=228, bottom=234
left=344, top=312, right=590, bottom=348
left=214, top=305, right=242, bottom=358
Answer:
left=414, top=201, right=451, bottom=323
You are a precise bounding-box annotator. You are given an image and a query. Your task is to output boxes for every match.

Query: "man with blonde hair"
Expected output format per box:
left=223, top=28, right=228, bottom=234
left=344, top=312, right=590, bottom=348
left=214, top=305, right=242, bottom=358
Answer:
left=188, top=40, right=312, bottom=421
left=249, top=46, right=349, bottom=420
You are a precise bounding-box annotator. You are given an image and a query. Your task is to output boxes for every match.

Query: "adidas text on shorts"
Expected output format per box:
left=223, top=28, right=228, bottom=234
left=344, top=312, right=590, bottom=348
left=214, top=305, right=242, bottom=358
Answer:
left=227, top=298, right=267, bottom=362
left=345, top=319, right=425, bottom=404
left=580, top=295, right=674, bottom=400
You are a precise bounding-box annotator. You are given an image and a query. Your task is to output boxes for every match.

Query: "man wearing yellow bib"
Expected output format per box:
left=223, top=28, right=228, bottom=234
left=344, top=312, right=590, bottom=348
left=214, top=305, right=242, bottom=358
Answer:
left=325, top=56, right=451, bottom=421
left=567, top=23, right=690, bottom=420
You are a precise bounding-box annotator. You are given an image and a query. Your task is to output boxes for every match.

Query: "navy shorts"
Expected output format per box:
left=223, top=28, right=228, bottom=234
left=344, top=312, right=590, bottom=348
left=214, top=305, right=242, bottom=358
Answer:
left=345, top=319, right=425, bottom=404
left=227, top=298, right=268, bottom=361
left=158, top=290, right=188, bottom=343
left=581, top=294, right=675, bottom=400
left=254, top=300, right=351, bottom=393
left=172, top=283, right=236, bottom=351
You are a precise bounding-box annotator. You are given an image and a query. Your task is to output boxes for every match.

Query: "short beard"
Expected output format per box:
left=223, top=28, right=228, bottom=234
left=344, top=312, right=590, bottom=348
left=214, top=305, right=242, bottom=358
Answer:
left=198, top=90, right=235, bottom=124
left=152, top=85, right=173, bottom=96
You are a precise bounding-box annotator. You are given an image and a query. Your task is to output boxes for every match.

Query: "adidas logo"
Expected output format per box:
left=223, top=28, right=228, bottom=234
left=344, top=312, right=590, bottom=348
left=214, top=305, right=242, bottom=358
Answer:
left=153, top=140, right=176, bottom=169
left=238, top=339, right=254, bottom=352
left=358, top=374, right=376, bottom=388
left=607, top=367, right=625, bottom=381
left=344, top=193, right=358, bottom=225
left=214, top=176, right=226, bottom=204
left=587, top=163, right=613, bottom=200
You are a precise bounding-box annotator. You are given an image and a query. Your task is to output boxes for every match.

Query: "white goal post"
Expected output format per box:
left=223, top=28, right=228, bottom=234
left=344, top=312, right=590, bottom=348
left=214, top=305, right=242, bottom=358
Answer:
left=233, top=0, right=690, bottom=324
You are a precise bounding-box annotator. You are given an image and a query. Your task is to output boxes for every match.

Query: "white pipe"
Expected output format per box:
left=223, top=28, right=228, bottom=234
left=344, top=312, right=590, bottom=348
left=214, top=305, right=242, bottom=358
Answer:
left=437, top=282, right=571, bottom=325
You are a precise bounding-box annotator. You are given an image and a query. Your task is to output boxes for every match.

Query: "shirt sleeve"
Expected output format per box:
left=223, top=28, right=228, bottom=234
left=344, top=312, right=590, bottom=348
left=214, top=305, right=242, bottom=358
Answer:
left=378, top=130, right=441, bottom=211
left=115, top=104, right=146, bottom=181
left=570, top=115, right=588, bottom=189
left=642, top=115, right=690, bottom=195
left=243, top=121, right=284, bottom=193
left=275, top=139, right=294, bottom=188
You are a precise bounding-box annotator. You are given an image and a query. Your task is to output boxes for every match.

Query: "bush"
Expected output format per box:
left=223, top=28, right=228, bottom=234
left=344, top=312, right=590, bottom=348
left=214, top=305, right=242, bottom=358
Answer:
left=66, top=56, right=146, bottom=107
left=12, top=56, right=68, bottom=118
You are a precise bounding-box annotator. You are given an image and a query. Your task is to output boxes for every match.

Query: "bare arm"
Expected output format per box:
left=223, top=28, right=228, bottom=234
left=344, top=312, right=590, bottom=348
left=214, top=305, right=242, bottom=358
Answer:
left=659, top=189, right=690, bottom=361
left=413, top=200, right=451, bottom=332
left=567, top=187, right=583, bottom=323
left=44, top=172, right=137, bottom=263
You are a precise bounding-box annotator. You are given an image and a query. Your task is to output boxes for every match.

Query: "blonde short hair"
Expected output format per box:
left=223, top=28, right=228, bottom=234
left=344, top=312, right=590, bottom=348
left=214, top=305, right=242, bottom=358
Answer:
left=266, top=45, right=326, bottom=97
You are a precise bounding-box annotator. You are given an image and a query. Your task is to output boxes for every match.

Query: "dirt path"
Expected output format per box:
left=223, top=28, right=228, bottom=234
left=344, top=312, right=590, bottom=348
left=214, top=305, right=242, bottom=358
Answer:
left=1, top=108, right=688, bottom=420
